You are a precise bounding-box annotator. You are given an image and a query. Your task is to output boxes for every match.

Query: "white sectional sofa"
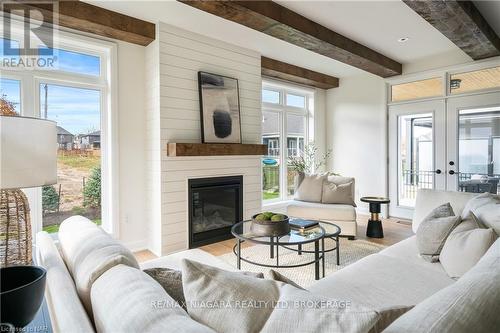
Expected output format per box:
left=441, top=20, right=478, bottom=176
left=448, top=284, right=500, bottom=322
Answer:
left=36, top=189, right=500, bottom=332
left=287, top=176, right=358, bottom=239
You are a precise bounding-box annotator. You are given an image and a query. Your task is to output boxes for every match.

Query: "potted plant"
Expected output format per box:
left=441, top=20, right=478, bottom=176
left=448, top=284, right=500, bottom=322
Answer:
left=287, top=143, right=337, bottom=189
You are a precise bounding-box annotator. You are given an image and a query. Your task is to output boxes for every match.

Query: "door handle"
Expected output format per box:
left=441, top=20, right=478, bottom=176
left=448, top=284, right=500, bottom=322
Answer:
left=435, top=169, right=442, bottom=174
left=449, top=170, right=455, bottom=175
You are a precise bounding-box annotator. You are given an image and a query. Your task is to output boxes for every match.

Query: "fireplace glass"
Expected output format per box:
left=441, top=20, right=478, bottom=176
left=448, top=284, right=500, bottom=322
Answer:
left=189, top=176, right=243, bottom=248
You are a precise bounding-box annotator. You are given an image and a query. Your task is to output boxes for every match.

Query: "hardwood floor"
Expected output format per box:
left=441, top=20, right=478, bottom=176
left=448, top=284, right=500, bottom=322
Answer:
left=134, top=249, right=157, bottom=263
left=133, top=214, right=413, bottom=262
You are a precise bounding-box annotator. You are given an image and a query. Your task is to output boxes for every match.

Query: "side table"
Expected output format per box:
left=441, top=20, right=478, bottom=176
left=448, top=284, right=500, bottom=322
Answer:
left=360, top=197, right=390, bottom=238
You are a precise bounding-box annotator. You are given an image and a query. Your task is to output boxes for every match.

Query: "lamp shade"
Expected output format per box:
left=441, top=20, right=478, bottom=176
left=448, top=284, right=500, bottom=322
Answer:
left=1, top=116, right=57, bottom=189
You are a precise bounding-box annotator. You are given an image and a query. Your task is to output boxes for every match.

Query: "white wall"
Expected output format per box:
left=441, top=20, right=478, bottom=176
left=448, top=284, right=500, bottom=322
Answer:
left=144, top=33, right=163, bottom=256
left=313, top=88, right=327, bottom=167
left=325, top=74, right=387, bottom=215
left=115, top=40, right=148, bottom=250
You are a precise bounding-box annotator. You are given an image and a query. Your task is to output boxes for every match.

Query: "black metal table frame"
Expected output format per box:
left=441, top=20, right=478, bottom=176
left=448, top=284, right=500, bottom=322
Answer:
left=281, top=234, right=340, bottom=266
left=231, top=226, right=327, bottom=280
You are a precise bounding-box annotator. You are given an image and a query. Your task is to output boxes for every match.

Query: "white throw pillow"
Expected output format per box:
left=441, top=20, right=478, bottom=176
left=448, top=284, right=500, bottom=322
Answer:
left=91, top=264, right=215, bottom=333
left=294, top=173, right=327, bottom=203
left=460, top=192, right=499, bottom=219
left=181, top=259, right=379, bottom=333
left=475, top=203, right=500, bottom=236
left=440, top=214, right=497, bottom=278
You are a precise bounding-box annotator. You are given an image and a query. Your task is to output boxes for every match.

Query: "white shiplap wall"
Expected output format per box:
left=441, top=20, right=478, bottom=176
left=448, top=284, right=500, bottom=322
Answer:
left=152, top=23, right=262, bottom=256
left=145, top=32, right=163, bottom=256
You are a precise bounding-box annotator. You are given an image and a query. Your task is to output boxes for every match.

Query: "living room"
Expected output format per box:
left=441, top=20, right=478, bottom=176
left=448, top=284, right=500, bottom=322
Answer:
left=1, top=1, right=499, bottom=332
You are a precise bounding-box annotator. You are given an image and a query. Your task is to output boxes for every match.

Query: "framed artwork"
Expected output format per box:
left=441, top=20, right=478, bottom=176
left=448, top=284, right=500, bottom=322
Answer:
left=198, top=71, right=242, bottom=143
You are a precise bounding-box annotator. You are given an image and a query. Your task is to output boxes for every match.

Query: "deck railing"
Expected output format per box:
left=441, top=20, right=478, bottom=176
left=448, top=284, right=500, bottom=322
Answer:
left=401, top=170, right=500, bottom=199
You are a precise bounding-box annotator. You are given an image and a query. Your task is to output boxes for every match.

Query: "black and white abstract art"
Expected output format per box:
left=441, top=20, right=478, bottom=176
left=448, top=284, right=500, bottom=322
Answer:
left=198, top=71, right=242, bottom=143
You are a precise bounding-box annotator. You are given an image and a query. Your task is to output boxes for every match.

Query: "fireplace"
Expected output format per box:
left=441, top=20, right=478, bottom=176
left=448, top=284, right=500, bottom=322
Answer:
left=188, top=176, right=243, bottom=248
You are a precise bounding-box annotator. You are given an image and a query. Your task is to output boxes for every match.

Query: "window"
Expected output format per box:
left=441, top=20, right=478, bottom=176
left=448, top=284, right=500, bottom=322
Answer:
left=39, top=47, right=101, bottom=76
left=262, top=83, right=312, bottom=202
left=286, top=93, right=306, bottom=108
left=40, top=84, right=102, bottom=231
left=0, top=38, right=20, bottom=58
left=391, top=77, right=443, bottom=102
left=450, top=66, right=500, bottom=95
left=1, top=24, right=116, bottom=235
left=262, top=89, right=280, bottom=104
left=0, top=78, right=21, bottom=114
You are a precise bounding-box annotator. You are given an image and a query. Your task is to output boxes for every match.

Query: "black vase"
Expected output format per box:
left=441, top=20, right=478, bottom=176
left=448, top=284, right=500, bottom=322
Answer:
left=0, top=266, right=47, bottom=328
left=213, top=110, right=232, bottom=138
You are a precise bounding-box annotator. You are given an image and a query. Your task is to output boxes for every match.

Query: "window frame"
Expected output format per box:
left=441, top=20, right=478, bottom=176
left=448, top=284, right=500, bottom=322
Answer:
left=262, top=80, right=314, bottom=203
left=387, top=58, right=500, bottom=105
left=1, top=23, right=119, bottom=237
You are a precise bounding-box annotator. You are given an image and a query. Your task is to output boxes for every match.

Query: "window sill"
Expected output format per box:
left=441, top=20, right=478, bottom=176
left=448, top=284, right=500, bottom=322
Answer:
left=262, top=199, right=294, bottom=209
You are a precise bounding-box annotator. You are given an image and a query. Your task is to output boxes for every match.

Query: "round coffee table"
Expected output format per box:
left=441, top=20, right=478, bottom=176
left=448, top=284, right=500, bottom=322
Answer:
left=281, top=219, right=341, bottom=266
left=360, top=197, right=390, bottom=238
left=231, top=220, right=326, bottom=280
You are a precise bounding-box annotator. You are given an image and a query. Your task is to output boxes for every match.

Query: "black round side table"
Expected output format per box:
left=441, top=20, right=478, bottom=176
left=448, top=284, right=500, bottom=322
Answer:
left=360, top=197, right=390, bottom=238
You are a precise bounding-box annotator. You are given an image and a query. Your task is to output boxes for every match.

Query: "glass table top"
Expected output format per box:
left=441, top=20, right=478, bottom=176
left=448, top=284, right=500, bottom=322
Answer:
left=231, top=219, right=340, bottom=245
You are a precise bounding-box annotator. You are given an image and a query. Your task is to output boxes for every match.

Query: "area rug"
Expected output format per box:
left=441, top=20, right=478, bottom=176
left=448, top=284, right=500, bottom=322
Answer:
left=217, top=238, right=386, bottom=288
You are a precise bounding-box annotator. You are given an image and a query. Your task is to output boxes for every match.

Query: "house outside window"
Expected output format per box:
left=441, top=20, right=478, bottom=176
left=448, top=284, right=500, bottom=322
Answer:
left=261, top=82, right=313, bottom=202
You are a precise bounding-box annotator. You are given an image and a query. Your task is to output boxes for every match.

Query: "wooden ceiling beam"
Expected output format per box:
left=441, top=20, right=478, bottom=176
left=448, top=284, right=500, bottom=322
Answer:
left=179, top=0, right=402, bottom=77
left=403, top=0, right=500, bottom=60
left=261, top=57, right=339, bottom=89
left=5, top=1, right=155, bottom=46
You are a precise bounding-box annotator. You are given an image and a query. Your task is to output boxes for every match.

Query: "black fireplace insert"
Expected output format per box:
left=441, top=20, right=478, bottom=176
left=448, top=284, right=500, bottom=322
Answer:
left=188, top=176, right=243, bottom=248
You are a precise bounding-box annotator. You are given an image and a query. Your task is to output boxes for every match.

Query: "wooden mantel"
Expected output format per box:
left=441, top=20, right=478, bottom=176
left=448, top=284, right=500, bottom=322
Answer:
left=166, top=143, right=267, bottom=157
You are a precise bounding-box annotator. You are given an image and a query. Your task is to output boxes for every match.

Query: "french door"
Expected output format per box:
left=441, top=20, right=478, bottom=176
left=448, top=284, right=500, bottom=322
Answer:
left=389, top=100, right=446, bottom=219
left=389, top=92, right=500, bottom=219
left=446, top=92, right=500, bottom=193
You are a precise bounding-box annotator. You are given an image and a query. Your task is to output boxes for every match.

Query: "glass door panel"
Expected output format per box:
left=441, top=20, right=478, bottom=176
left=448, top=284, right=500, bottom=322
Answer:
left=398, top=113, right=434, bottom=207
left=389, top=100, right=446, bottom=219
left=457, top=107, right=500, bottom=194
left=447, top=92, right=500, bottom=194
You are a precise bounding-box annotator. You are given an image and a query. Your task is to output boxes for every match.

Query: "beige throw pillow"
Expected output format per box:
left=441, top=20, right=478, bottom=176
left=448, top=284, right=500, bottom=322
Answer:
left=267, top=269, right=303, bottom=289
left=440, top=213, right=497, bottom=278
left=294, top=173, right=327, bottom=203
left=144, top=268, right=264, bottom=311
left=181, top=259, right=379, bottom=333
left=416, top=203, right=461, bottom=262
left=321, top=181, right=356, bottom=206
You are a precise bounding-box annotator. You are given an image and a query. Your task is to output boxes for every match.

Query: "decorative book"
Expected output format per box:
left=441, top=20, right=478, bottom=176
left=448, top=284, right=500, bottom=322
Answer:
left=289, top=218, right=319, bottom=230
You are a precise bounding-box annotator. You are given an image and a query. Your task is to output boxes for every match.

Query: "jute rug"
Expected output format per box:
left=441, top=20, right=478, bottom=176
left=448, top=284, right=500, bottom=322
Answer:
left=217, top=237, right=386, bottom=288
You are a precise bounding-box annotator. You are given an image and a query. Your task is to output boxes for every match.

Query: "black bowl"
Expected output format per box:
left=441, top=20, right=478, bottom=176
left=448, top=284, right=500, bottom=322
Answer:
left=1, top=266, right=47, bottom=328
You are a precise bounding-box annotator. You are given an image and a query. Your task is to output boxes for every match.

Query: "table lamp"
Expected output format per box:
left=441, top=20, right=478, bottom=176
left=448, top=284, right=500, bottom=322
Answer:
left=0, top=115, right=57, bottom=267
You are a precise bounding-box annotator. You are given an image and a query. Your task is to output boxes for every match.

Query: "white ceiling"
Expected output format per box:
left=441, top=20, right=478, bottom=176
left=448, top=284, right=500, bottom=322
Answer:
left=473, top=1, right=500, bottom=36
left=276, top=0, right=465, bottom=64
left=87, top=1, right=499, bottom=78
